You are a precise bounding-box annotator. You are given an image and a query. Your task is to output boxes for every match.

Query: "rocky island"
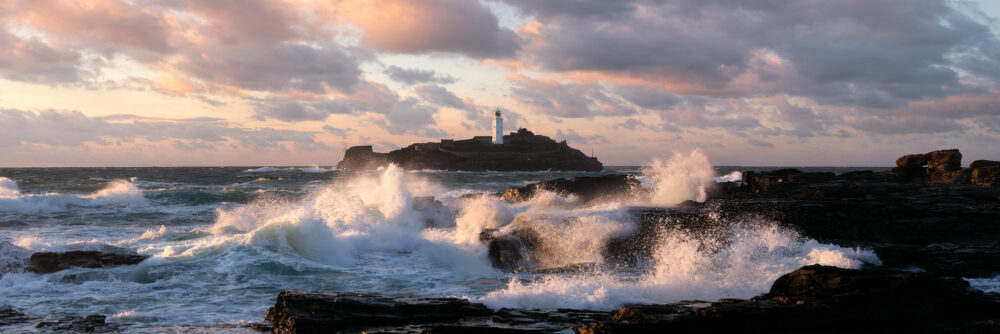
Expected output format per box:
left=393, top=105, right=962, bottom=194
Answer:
left=336, top=128, right=603, bottom=172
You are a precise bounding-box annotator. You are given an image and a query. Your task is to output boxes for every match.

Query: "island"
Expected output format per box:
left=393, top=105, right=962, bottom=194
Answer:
left=337, top=128, right=603, bottom=172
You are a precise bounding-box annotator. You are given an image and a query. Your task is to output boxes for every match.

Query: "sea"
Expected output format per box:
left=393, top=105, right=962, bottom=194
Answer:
left=1, top=153, right=996, bottom=332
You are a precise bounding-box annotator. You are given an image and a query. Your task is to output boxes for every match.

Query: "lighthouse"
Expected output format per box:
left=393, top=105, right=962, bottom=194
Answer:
left=492, top=109, right=503, bottom=144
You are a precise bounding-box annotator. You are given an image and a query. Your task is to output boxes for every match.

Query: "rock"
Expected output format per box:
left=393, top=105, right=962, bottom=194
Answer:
left=896, top=153, right=932, bottom=169
left=27, top=250, right=148, bottom=274
left=927, top=149, right=963, bottom=172
left=265, top=291, right=492, bottom=333
left=973, top=165, right=1000, bottom=187
left=740, top=170, right=835, bottom=195
left=502, top=174, right=639, bottom=203
left=971, top=160, right=1000, bottom=169
left=337, top=129, right=603, bottom=172
left=0, top=308, right=118, bottom=333
left=574, top=265, right=1000, bottom=333
left=336, top=145, right=390, bottom=170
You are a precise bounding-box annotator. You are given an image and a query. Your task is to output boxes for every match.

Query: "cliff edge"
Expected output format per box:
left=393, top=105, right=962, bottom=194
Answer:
left=336, top=128, right=603, bottom=171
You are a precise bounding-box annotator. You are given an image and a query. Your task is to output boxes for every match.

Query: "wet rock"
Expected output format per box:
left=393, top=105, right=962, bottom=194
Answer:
left=502, top=174, right=639, bottom=203
left=574, top=265, right=1000, bottom=333
left=0, top=308, right=119, bottom=333
left=35, top=314, right=117, bottom=333
left=740, top=170, right=835, bottom=195
left=28, top=250, right=148, bottom=274
left=265, top=291, right=493, bottom=334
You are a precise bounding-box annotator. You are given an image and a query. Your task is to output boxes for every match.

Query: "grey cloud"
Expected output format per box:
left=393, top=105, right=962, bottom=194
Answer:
left=501, top=0, right=638, bottom=19
left=555, top=128, right=607, bottom=144
left=0, top=109, right=325, bottom=150
left=415, top=84, right=468, bottom=109
left=747, top=138, right=774, bottom=147
left=510, top=0, right=1000, bottom=108
left=509, top=77, right=638, bottom=118
left=177, top=42, right=362, bottom=94
left=0, top=30, right=85, bottom=83
left=355, top=0, right=521, bottom=58
left=385, top=66, right=454, bottom=85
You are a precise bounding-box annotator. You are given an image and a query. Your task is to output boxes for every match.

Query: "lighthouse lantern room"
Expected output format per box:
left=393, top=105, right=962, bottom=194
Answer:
left=492, top=109, right=504, bottom=144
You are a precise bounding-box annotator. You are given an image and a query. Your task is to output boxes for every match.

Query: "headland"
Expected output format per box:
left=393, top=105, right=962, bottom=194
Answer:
left=336, top=128, right=603, bottom=171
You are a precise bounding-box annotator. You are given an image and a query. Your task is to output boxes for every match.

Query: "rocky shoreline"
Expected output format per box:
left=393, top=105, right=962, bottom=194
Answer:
left=3, top=149, right=998, bottom=333
left=262, top=149, right=999, bottom=333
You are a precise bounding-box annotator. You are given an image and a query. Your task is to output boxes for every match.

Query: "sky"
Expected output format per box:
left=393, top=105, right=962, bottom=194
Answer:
left=0, top=0, right=998, bottom=167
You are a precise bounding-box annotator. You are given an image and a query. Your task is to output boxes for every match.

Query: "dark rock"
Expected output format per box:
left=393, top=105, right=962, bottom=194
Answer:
left=896, top=152, right=932, bottom=169
left=337, top=129, right=603, bottom=172
left=265, top=291, right=492, bottom=334
left=35, top=314, right=117, bottom=333
left=336, top=145, right=389, bottom=170
left=1, top=308, right=118, bottom=333
left=502, top=174, right=639, bottom=203
left=971, top=160, right=1000, bottom=169
left=741, top=170, right=835, bottom=195
left=973, top=166, right=1000, bottom=187
left=928, top=149, right=963, bottom=172
left=28, top=250, right=148, bottom=274
left=574, top=265, right=1000, bottom=333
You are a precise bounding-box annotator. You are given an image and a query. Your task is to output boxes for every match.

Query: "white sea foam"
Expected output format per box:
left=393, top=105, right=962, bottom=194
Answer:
left=242, top=167, right=289, bottom=173
left=0, top=178, right=146, bottom=213
left=300, top=165, right=332, bottom=173
left=643, top=150, right=716, bottom=206
left=479, top=225, right=880, bottom=310
left=966, top=275, right=1000, bottom=293
left=714, top=170, right=742, bottom=183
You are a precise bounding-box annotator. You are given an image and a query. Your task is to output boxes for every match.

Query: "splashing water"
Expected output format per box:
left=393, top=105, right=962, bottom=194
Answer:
left=644, top=150, right=716, bottom=206
left=0, top=158, right=888, bottom=328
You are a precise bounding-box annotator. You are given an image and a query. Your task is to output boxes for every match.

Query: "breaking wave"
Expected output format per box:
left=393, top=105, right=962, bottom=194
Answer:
left=0, top=177, right=146, bottom=213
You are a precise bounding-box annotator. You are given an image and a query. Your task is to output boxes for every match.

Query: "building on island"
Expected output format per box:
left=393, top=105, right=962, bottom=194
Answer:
left=492, top=109, right=504, bottom=145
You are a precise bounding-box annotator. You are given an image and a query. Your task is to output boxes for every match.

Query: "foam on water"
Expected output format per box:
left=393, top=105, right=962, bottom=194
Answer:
left=966, top=276, right=1000, bottom=293
left=0, top=152, right=891, bottom=328
left=0, top=178, right=146, bottom=213
left=479, top=225, right=880, bottom=310
left=714, top=170, right=742, bottom=183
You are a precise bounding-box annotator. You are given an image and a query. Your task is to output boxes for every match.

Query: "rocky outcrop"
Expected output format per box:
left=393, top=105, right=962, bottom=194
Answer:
left=263, top=265, right=1000, bottom=333
left=483, top=163, right=1000, bottom=276
left=28, top=250, right=148, bottom=274
left=336, top=129, right=603, bottom=172
left=502, top=174, right=640, bottom=203
left=265, top=291, right=494, bottom=333
left=0, top=307, right=119, bottom=333
left=336, top=146, right=389, bottom=171
left=575, top=265, right=1000, bottom=333
left=885, top=149, right=998, bottom=185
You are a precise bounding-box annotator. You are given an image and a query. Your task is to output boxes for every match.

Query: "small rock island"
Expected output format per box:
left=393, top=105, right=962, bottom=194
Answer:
left=337, top=110, right=603, bottom=171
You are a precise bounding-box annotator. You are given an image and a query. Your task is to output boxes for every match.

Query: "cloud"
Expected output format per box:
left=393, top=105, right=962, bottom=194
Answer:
left=747, top=138, right=774, bottom=148
left=415, top=84, right=469, bottom=109
left=508, top=74, right=637, bottom=118
left=341, top=0, right=521, bottom=58
left=385, top=65, right=454, bottom=85
left=0, top=29, right=84, bottom=83
left=508, top=0, right=1000, bottom=106
left=0, top=109, right=325, bottom=150
left=555, top=128, right=607, bottom=144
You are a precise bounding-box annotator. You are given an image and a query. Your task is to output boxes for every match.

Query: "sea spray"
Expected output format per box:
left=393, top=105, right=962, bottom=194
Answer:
left=478, top=224, right=880, bottom=310
left=643, top=149, right=715, bottom=206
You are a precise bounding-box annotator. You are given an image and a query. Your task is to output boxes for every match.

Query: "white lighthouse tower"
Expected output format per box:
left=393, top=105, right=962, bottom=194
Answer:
left=492, top=109, right=504, bottom=144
